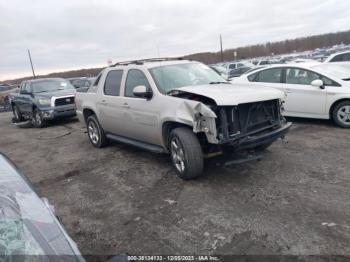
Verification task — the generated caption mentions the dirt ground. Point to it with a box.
[0,112,349,256]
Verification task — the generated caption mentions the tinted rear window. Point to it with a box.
[104,70,123,96]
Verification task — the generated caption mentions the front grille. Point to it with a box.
[55,96,75,106]
[217,99,281,142]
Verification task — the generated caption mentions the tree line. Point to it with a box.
[5,29,350,85]
[184,29,350,64]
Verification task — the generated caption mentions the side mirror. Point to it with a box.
[133,85,153,99]
[311,79,325,89]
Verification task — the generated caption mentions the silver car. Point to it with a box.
[76,58,291,179]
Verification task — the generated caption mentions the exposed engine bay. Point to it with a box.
[170,90,284,147]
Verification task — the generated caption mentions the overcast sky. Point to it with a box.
[1,0,349,80]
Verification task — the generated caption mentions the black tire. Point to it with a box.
[86,115,107,148]
[12,105,24,122]
[332,101,350,128]
[169,127,204,180]
[254,142,273,151]
[32,108,46,128]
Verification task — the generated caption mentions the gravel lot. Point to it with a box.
[0,112,349,257]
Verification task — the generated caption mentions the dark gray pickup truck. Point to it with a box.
[11,78,76,127]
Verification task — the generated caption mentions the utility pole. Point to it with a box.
[220,34,223,62]
[27,49,36,78]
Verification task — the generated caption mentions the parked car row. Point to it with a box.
[210,49,350,80]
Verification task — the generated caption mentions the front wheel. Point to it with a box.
[332,101,350,128]
[86,115,107,148]
[32,108,46,128]
[12,105,24,122]
[169,127,203,180]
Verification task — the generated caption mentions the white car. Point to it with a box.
[224,61,255,71]
[324,51,350,63]
[233,64,350,128]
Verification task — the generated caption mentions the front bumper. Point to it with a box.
[221,122,292,151]
[224,122,292,150]
[39,104,76,120]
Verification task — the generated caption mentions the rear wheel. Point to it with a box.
[12,105,24,122]
[32,108,46,128]
[332,101,350,128]
[86,115,107,148]
[169,127,203,180]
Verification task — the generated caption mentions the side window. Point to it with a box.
[286,68,321,85]
[330,54,343,62]
[104,70,123,96]
[248,72,258,82]
[21,82,31,93]
[254,68,282,83]
[125,69,151,98]
[20,83,25,92]
[343,53,350,61]
[93,73,102,86]
[320,76,340,87]
[228,64,236,69]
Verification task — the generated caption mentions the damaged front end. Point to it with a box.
[214,99,291,150]
[171,90,291,155]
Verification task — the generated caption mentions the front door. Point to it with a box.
[119,69,159,145]
[282,67,327,116]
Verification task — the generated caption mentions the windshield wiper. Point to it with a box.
[209,81,230,85]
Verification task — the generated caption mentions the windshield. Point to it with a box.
[32,79,75,93]
[149,63,226,94]
[313,64,350,80]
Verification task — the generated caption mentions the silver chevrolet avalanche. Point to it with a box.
[76,58,291,179]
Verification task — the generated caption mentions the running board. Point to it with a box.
[106,134,165,154]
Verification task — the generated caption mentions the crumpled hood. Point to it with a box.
[174,84,284,106]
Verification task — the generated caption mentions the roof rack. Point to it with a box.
[111,57,185,67]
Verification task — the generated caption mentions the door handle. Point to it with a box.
[100,99,108,105]
[122,102,130,109]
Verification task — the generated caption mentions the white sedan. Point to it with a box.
[232,63,350,128]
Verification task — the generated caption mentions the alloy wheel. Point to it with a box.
[170,137,185,173]
[337,105,350,125]
[88,121,99,144]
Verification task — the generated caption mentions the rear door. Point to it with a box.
[246,67,284,90]
[97,69,126,134]
[282,67,327,115]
